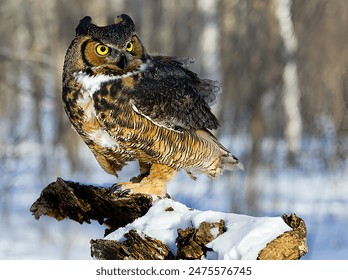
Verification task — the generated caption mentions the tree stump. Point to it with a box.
[30,177,152,236]
[30,178,308,260]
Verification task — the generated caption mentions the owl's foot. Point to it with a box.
[111,180,166,196]
[110,183,132,196]
[111,163,177,197]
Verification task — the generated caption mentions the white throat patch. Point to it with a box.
[74,63,148,96]
[75,73,119,95]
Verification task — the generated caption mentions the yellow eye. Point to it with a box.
[95,44,110,56]
[126,42,133,52]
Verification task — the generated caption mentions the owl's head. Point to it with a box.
[64,14,149,78]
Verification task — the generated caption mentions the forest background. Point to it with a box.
[0,0,347,259]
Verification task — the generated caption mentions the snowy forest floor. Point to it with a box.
[0,137,347,260]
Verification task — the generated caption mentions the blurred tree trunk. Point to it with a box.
[197,0,223,124]
[292,0,348,166]
[292,0,348,131]
[276,0,302,161]
[219,0,284,213]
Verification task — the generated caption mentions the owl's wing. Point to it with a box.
[129,59,220,131]
[154,55,221,106]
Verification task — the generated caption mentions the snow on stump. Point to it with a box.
[30,178,308,260]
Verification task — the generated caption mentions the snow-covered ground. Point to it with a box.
[105,198,292,259]
[0,136,347,260]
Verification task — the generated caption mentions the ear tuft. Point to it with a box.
[76,16,93,36]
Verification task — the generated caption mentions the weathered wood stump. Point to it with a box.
[30,178,308,260]
[30,177,152,235]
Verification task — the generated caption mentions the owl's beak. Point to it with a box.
[116,53,127,70]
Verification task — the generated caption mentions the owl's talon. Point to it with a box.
[110,181,137,195]
[110,183,123,194]
[119,189,131,197]
[110,184,131,196]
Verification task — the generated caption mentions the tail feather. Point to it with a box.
[195,129,244,176]
[221,153,244,171]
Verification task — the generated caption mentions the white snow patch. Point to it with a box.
[105,198,291,259]
[210,227,219,237]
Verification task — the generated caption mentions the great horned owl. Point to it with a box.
[62,14,243,196]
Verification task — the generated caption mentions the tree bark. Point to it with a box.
[257,213,307,260]
[30,177,152,236]
[30,178,308,260]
